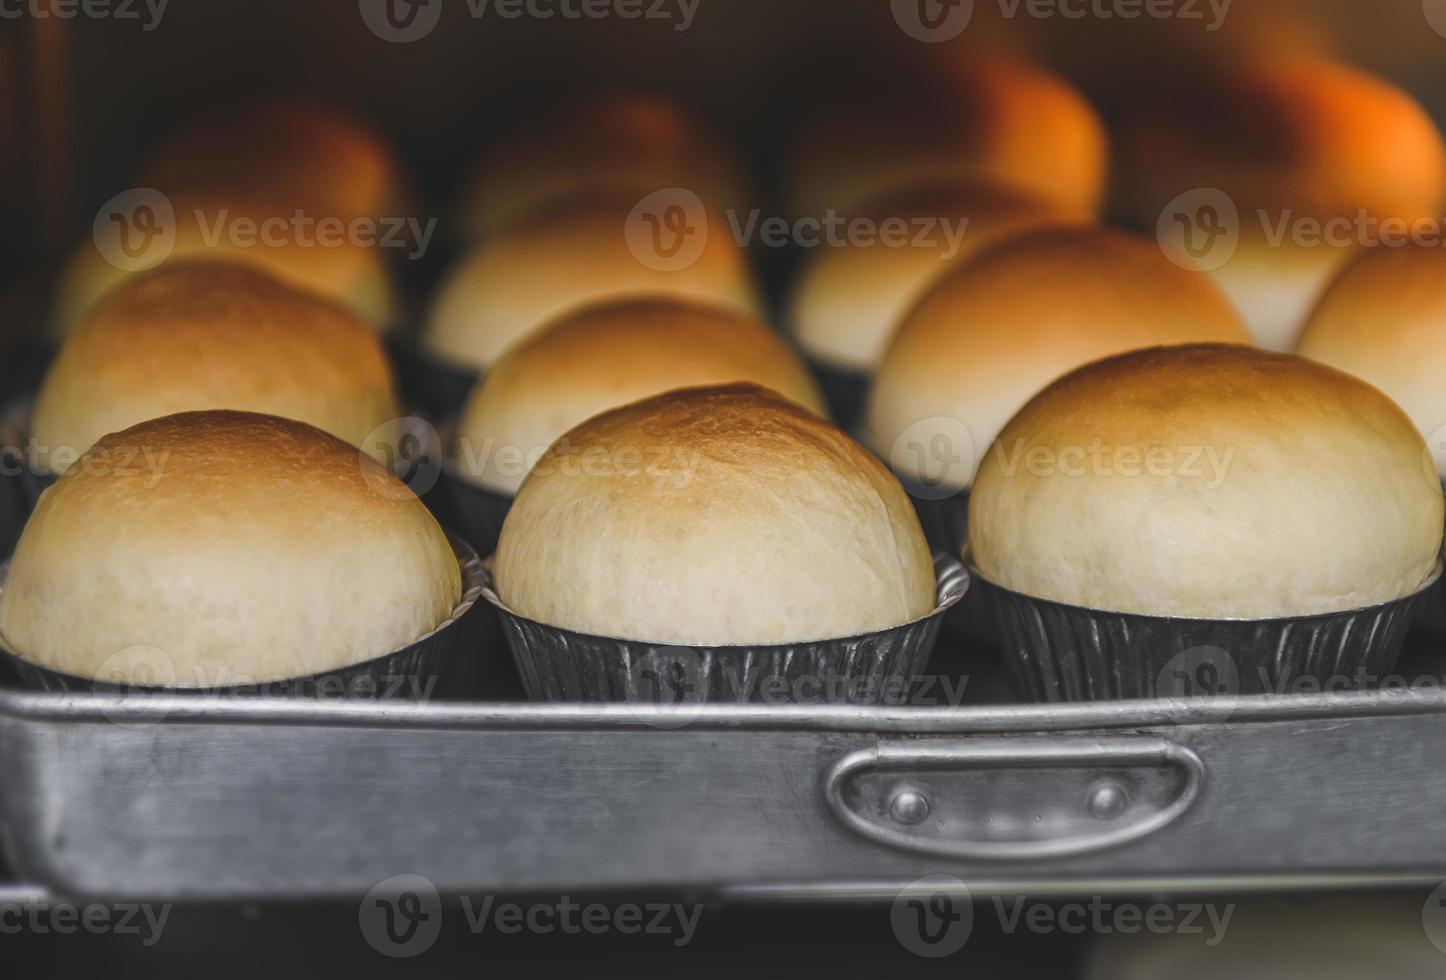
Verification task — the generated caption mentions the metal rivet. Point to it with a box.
[1087,781,1130,820]
[889,789,931,825]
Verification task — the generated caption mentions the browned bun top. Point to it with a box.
[454,298,825,494]
[0,411,460,683]
[788,56,1107,219]
[34,261,398,472]
[1297,242,1446,475]
[139,98,405,219]
[867,225,1250,490]
[969,344,1443,618]
[461,92,747,239]
[494,384,935,645]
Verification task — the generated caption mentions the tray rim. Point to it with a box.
[2,685,1445,733]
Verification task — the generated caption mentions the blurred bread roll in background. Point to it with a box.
[33,262,398,473]
[54,187,398,336]
[786,56,1107,220]
[423,187,761,373]
[1297,242,1446,477]
[454,298,825,495]
[459,92,748,241]
[788,179,1086,373]
[867,226,1250,494]
[1125,57,1446,351]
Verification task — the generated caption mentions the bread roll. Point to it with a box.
[33,261,398,473]
[423,188,760,373]
[455,299,825,495]
[54,188,398,336]
[866,226,1250,493]
[1127,57,1446,350]
[496,384,934,645]
[787,57,1107,220]
[0,411,460,684]
[1297,243,1446,477]
[460,92,747,240]
[969,344,1442,618]
[788,179,1085,372]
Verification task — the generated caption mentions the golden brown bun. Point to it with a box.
[969,344,1442,618]
[866,227,1251,491]
[423,188,761,372]
[53,188,398,336]
[788,179,1088,371]
[139,98,406,221]
[454,299,826,495]
[0,411,460,684]
[495,384,934,644]
[460,93,748,240]
[33,262,399,473]
[1125,58,1446,350]
[1297,243,1446,476]
[787,57,1107,219]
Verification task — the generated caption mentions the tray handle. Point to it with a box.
[822,736,1205,861]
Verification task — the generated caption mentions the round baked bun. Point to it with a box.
[866,226,1251,494]
[0,411,461,685]
[1297,243,1446,476]
[969,344,1443,619]
[460,92,747,240]
[787,57,1107,220]
[423,188,760,372]
[139,98,405,222]
[33,261,399,473]
[53,188,397,336]
[788,179,1086,372]
[1129,57,1446,350]
[455,299,826,496]
[495,384,934,645]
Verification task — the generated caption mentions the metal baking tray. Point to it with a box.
[3,678,1446,901]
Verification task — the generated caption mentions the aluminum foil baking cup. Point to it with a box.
[975,562,1443,702]
[438,466,514,559]
[482,554,969,704]
[1409,480,1446,640]
[806,357,870,434]
[903,483,969,557]
[0,533,486,702]
[385,334,479,420]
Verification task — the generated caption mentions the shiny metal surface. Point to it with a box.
[1,687,1445,900]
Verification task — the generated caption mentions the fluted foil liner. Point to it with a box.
[977,563,1442,702]
[1,533,486,701]
[1410,480,1446,640]
[484,555,969,704]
